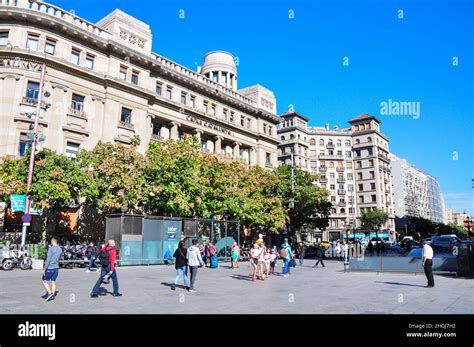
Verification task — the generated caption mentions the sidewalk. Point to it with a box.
[0,260,472,314]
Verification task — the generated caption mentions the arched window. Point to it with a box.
[319,139,324,146]
[340,208,346,214]
[355,139,360,144]
[367,137,372,142]
[336,140,342,147]
[310,139,316,145]
[290,134,295,139]
[329,161,335,168]
[331,208,336,214]
[281,136,285,141]
[328,139,334,145]
[345,140,351,146]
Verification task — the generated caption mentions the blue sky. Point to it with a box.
[53,0,474,215]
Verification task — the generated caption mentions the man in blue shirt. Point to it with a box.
[42,238,62,302]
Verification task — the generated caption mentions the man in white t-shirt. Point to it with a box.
[421,240,434,288]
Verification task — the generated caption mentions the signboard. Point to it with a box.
[10,194,26,213]
[167,225,178,240]
[22,214,32,223]
[0,202,5,232]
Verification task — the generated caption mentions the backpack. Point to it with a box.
[99,247,110,267]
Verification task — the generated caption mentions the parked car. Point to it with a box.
[422,238,432,245]
[431,235,462,251]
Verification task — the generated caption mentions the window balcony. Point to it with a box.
[338,202,346,207]
[319,178,328,183]
[21,97,47,109]
[326,143,335,149]
[336,167,345,172]
[319,166,327,173]
[337,178,345,183]
[118,121,134,130]
[67,107,87,119]
[337,189,346,195]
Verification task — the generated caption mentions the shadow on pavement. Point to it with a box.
[231,274,253,281]
[376,281,426,288]
[160,282,187,290]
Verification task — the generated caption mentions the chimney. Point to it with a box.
[325,123,329,131]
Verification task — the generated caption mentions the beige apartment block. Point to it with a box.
[0,0,280,168]
[277,112,396,241]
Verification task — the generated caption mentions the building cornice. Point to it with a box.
[0,2,280,124]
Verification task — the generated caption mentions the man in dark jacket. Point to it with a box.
[312,243,325,268]
[86,242,100,272]
[90,240,122,298]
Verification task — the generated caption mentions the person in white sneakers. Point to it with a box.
[186,239,203,292]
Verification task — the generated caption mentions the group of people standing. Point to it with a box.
[249,236,295,281]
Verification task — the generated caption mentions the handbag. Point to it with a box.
[289,259,296,267]
[279,248,287,258]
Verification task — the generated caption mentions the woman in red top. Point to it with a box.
[90,240,122,298]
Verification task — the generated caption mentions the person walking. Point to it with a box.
[42,238,62,302]
[269,248,277,275]
[172,241,189,291]
[313,243,325,268]
[230,242,240,269]
[186,239,203,292]
[209,242,218,268]
[342,241,349,264]
[280,238,293,277]
[298,242,306,266]
[90,240,122,298]
[335,242,342,263]
[86,242,100,272]
[368,240,374,256]
[421,239,435,288]
[250,243,262,282]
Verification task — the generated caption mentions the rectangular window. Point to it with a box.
[26,33,39,51]
[355,149,361,157]
[371,194,377,202]
[212,71,218,82]
[18,133,32,157]
[370,171,375,179]
[263,123,267,134]
[120,107,132,125]
[44,38,56,55]
[269,126,272,136]
[84,53,95,69]
[0,31,8,46]
[247,118,251,129]
[358,184,364,191]
[367,148,373,156]
[369,159,374,167]
[265,153,272,166]
[156,82,162,95]
[181,92,187,105]
[66,142,80,159]
[346,162,353,169]
[357,172,363,180]
[241,116,245,127]
[25,81,40,100]
[223,108,228,121]
[131,70,139,85]
[359,196,365,203]
[165,87,172,100]
[203,101,209,113]
[330,184,335,190]
[71,93,85,112]
[331,196,336,202]
[119,66,127,80]
[70,48,80,65]
[345,151,352,158]
[357,161,362,168]
[230,112,234,123]
[211,104,216,116]
[190,96,196,108]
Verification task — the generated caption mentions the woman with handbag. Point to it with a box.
[172,241,189,291]
[231,242,240,269]
[280,238,293,277]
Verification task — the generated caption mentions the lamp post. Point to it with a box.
[20,63,48,250]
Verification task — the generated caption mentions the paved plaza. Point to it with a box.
[0,260,472,314]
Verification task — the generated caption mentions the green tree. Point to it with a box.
[274,165,331,240]
[77,142,145,214]
[360,208,390,237]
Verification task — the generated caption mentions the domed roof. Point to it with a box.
[201,51,237,75]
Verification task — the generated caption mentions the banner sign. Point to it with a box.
[10,194,26,213]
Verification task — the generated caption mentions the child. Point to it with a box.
[264,247,271,278]
[269,248,277,275]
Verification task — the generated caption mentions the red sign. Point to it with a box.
[21,214,32,223]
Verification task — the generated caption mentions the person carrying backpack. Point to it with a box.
[90,240,122,298]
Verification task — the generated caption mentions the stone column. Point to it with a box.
[214,136,223,154]
[233,142,241,160]
[169,121,180,140]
